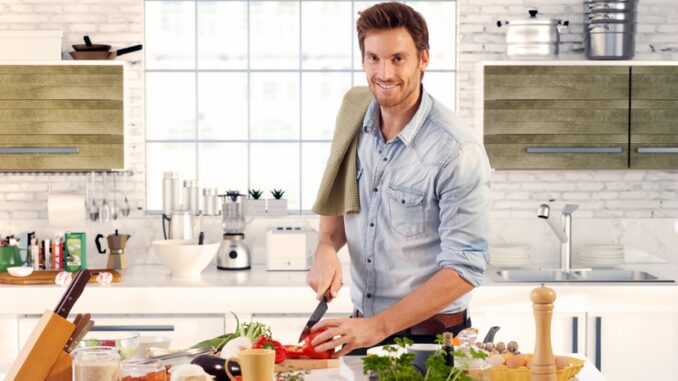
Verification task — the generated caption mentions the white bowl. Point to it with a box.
[151,240,220,277]
[7,266,34,277]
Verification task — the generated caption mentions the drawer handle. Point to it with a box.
[637,147,678,154]
[90,325,175,332]
[527,147,622,154]
[0,147,79,154]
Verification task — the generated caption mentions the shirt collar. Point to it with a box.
[361,87,433,146]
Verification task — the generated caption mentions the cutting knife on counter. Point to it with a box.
[298,292,329,343]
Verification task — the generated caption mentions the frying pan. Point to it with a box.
[69,44,143,60]
[72,35,111,52]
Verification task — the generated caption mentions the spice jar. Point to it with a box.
[120,359,167,381]
[71,346,120,381]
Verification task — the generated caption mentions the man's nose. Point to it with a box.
[378,60,395,79]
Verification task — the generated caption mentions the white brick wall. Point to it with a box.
[458,0,678,218]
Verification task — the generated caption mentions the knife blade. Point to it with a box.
[54,269,91,318]
[298,296,329,343]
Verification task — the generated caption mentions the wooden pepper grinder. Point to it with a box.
[530,285,557,381]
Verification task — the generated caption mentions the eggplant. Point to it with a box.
[191,354,241,381]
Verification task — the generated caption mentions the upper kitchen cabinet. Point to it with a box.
[630,66,678,169]
[0,63,124,171]
[483,65,629,170]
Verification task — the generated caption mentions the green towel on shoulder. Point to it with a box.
[312,86,374,216]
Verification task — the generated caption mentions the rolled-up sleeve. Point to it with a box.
[435,142,491,287]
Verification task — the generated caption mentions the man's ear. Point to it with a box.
[419,49,430,71]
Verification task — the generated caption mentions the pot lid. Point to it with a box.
[508,9,561,26]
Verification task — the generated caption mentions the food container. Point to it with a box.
[584,0,637,12]
[0,30,63,61]
[71,346,120,381]
[79,332,140,360]
[489,355,584,381]
[497,10,569,59]
[585,22,636,60]
[120,359,167,381]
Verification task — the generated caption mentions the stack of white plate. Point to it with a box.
[580,244,624,268]
[489,245,531,268]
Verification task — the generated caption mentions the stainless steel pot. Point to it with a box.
[586,11,637,23]
[584,0,637,12]
[586,23,636,60]
[497,9,569,59]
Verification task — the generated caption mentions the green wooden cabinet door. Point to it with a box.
[484,65,629,170]
[0,65,123,171]
[630,66,678,169]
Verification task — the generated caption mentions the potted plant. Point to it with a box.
[267,189,287,216]
[248,189,266,216]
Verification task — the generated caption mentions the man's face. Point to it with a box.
[362,27,429,109]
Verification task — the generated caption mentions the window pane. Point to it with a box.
[423,72,455,112]
[147,72,196,140]
[250,73,299,140]
[198,143,248,192]
[251,143,300,210]
[250,1,299,69]
[147,143,196,211]
[302,2,352,69]
[198,1,248,70]
[302,73,352,140]
[352,71,368,87]
[145,1,196,70]
[301,142,331,211]
[198,72,248,140]
[407,1,456,70]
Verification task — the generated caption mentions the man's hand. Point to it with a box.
[307,246,343,301]
[310,317,389,358]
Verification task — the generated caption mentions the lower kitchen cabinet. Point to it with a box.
[586,311,678,380]
[0,315,18,372]
[18,314,225,350]
[472,311,586,356]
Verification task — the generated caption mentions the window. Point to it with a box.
[145,0,457,212]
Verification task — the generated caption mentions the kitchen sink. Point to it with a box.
[491,269,674,283]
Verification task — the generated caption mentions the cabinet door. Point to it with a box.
[587,311,678,380]
[0,315,18,372]
[630,66,678,169]
[484,65,629,169]
[19,314,225,350]
[473,311,585,355]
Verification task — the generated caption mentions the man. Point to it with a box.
[307,2,491,357]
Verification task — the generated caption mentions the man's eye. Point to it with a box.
[368,56,378,62]
[393,56,403,63]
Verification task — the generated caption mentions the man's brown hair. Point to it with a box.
[356,2,430,58]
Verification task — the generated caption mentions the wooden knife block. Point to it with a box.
[5,310,75,381]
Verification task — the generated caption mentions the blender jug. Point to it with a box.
[217,192,253,270]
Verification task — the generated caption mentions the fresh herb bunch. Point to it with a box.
[270,189,286,199]
[275,369,310,381]
[248,189,264,200]
[363,336,488,381]
[191,312,272,351]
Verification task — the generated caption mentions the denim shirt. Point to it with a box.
[343,89,491,317]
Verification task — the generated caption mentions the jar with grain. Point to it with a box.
[71,346,120,381]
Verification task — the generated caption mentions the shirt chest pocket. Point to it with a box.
[387,185,426,238]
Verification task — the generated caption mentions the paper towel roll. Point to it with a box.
[48,193,86,227]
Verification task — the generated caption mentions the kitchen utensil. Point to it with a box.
[0,245,23,272]
[198,232,205,245]
[99,173,111,223]
[67,320,94,353]
[0,269,121,285]
[111,174,119,220]
[266,227,318,271]
[7,266,34,277]
[54,269,91,318]
[71,346,120,381]
[69,44,143,60]
[169,210,194,240]
[72,35,111,52]
[584,0,637,12]
[497,9,569,59]
[65,313,91,353]
[96,230,131,270]
[217,192,253,270]
[584,0,637,60]
[225,348,275,381]
[151,239,220,277]
[184,180,200,216]
[203,188,219,216]
[78,332,140,360]
[297,296,329,343]
[121,171,131,217]
[274,358,340,372]
[482,326,501,343]
[586,11,637,22]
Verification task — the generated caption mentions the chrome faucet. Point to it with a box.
[537,203,579,272]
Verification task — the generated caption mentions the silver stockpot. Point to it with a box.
[497,9,569,59]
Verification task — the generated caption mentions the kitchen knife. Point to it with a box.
[54,269,91,318]
[66,319,94,353]
[297,296,328,343]
[65,313,90,352]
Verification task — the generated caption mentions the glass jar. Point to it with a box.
[120,359,167,381]
[71,346,120,381]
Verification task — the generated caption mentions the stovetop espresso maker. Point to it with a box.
[96,229,131,270]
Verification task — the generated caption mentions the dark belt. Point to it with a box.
[353,309,468,336]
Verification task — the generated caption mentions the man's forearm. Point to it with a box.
[372,268,474,337]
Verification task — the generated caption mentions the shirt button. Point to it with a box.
[373,187,378,192]
[367,258,372,264]
[366,293,372,298]
[401,199,406,204]
[369,222,375,227]
[383,157,388,162]
[378,150,382,154]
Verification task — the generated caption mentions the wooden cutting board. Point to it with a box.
[0,269,121,285]
[275,358,340,372]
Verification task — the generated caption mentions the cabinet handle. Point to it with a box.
[571,316,579,353]
[0,147,79,154]
[595,317,602,371]
[526,147,622,154]
[637,147,678,154]
[90,325,175,332]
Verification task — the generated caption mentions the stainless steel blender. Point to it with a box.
[216,191,252,270]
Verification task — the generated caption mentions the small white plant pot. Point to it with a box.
[248,199,267,216]
[267,199,288,216]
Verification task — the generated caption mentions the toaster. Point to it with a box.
[266,226,318,271]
